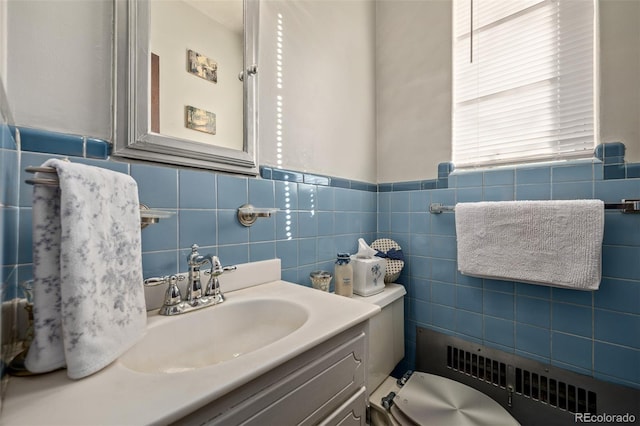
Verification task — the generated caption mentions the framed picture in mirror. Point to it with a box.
[187,49,218,84]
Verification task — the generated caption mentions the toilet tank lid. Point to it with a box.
[352,283,406,308]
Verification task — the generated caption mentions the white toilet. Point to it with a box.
[353,284,520,426]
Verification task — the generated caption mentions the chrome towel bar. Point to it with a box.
[24,165,175,228]
[24,165,60,186]
[429,200,640,214]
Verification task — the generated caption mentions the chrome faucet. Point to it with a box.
[186,244,212,304]
[143,244,236,316]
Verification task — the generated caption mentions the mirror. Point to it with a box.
[113,0,259,175]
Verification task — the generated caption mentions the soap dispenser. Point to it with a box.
[334,253,353,297]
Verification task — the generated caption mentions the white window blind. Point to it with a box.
[452,0,596,168]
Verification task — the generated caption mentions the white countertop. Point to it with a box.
[1,277,379,425]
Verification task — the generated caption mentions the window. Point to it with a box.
[452,0,596,168]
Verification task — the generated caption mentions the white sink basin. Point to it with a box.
[119,298,309,374]
[3,260,382,426]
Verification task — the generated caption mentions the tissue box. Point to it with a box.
[350,256,386,297]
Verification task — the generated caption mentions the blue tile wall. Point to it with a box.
[1,116,19,289]
[383,147,640,389]
[1,90,19,404]
[3,126,640,393]
[9,139,378,311]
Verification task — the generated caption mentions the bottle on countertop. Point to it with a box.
[334,253,353,297]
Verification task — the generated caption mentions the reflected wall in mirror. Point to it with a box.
[113,0,259,175]
[150,1,242,149]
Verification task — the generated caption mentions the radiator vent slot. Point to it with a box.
[446,345,507,388]
[514,368,597,414]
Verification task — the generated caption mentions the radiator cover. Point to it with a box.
[416,327,639,426]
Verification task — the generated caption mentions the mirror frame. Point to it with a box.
[113,0,259,175]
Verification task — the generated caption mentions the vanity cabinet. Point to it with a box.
[178,323,368,426]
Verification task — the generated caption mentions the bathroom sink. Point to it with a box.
[3,262,382,426]
[119,298,309,374]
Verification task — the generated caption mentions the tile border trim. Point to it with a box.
[9,126,111,160]
[259,166,378,192]
[8,129,635,191]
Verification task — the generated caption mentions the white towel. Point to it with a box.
[25,159,147,379]
[455,200,604,290]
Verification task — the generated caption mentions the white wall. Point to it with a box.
[257,0,377,183]
[5,0,637,184]
[375,0,640,182]
[599,0,640,163]
[151,1,243,150]
[0,0,7,86]
[6,0,112,140]
[376,0,452,183]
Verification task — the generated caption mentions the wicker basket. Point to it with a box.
[371,238,404,283]
[309,271,332,292]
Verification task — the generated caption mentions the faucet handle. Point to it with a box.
[143,275,185,307]
[164,275,183,306]
[204,266,237,275]
[205,265,237,276]
[143,275,185,287]
[205,256,237,277]
[204,257,236,301]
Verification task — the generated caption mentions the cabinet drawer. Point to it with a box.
[244,341,364,426]
[319,386,367,426]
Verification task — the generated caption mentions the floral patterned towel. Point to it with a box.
[25,159,147,379]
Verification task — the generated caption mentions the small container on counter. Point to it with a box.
[310,271,332,292]
[334,253,353,297]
